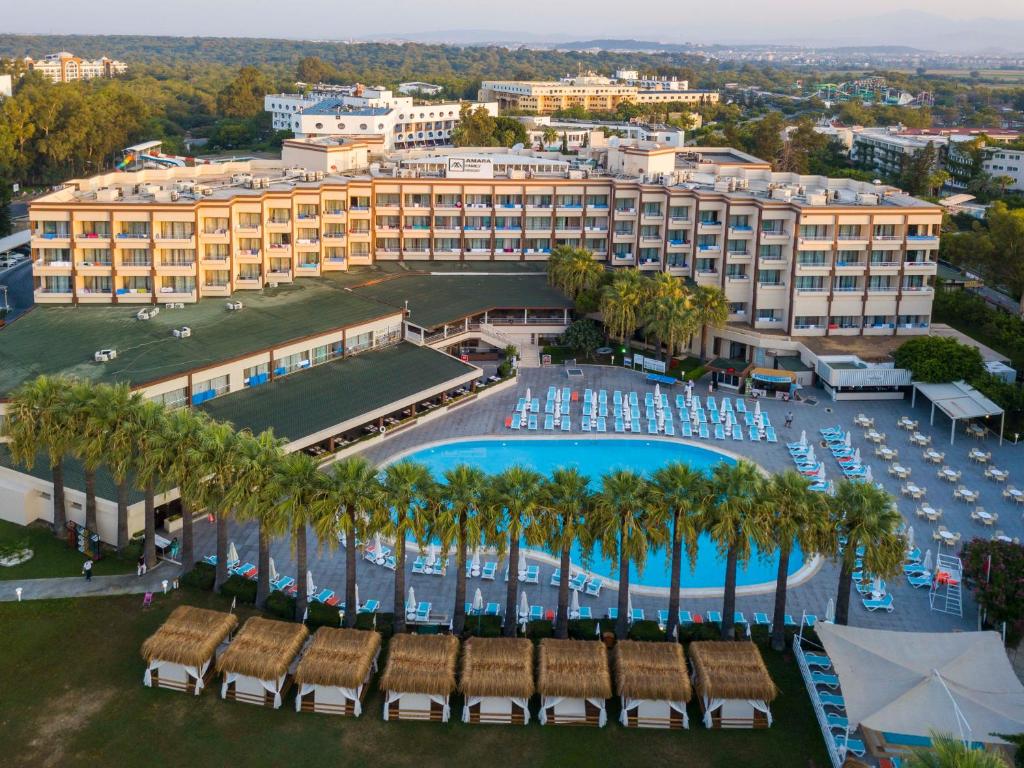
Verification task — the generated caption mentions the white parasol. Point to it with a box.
[754,399,761,418]
[800,429,807,447]
[269,557,278,584]
[627,589,634,619]
[525,387,531,404]
[227,541,239,564]
[905,526,915,552]
[519,590,529,620]
[518,550,527,578]
[355,582,360,611]
[825,597,835,624]
[817,464,827,483]
[307,570,316,597]
[555,388,561,403]
[922,549,933,574]
[871,575,884,600]
[805,445,816,466]
[853,447,861,465]
[865,465,874,484]
[407,586,416,618]
[470,547,481,577]
[374,531,384,563]
[473,588,484,614]
[571,589,580,619]
[845,431,853,449]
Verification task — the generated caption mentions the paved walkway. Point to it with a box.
[0,561,182,602]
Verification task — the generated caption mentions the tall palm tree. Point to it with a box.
[68,382,106,532]
[548,245,604,299]
[132,399,171,570]
[432,464,487,636]
[274,452,332,622]
[197,420,243,592]
[540,468,592,639]
[830,480,904,625]
[759,471,830,651]
[599,268,648,344]
[593,470,663,640]
[158,408,213,571]
[702,461,765,639]
[378,461,435,635]
[644,273,697,363]
[541,126,558,148]
[96,383,143,551]
[649,462,706,641]
[3,375,77,536]
[489,466,546,637]
[693,285,729,360]
[905,733,1008,768]
[224,429,286,608]
[326,456,382,628]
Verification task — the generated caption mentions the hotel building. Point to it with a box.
[24,52,128,83]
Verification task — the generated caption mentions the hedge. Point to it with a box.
[220,574,257,604]
[628,620,666,642]
[180,561,215,591]
[265,590,296,620]
[306,601,341,630]
[463,614,502,638]
[526,619,554,639]
[568,618,599,640]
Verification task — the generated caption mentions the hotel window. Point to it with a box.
[205,244,228,260]
[79,221,111,237]
[726,239,747,255]
[243,363,269,382]
[119,222,150,238]
[726,264,747,279]
[758,244,783,261]
[699,211,719,224]
[161,249,196,266]
[642,202,662,216]
[669,205,689,220]
[345,331,373,354]
[833,276,860,292]
[81,276,112,294]
[194,374,229,398]
[82,249,112,265]
[122,276,151,292]
[761,220,784,234]
[159,222,194,239]
[756,309,780,322]
[160,276,195,294]
[868,275,894,291]
[203,217,228,234]
[728,214,750,229]
[830,316,860,329]
[795,276,825,291]
[204,270,229,287]
[728,302,747,315]
[149,387,187,410]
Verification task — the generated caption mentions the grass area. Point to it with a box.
[0,520,137,580]
[0,590,830,768]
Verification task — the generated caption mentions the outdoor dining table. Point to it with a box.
[938,468,959,483]
[959,489,979,503]
[988,468,1009,482]
[920,505,940,521]
[904,484,924,499]
[938,530,958,543]
[969,449,989,464]
[898,417,917,431]
[1008,488,1024,501]
[966,424,987,439]
[890,464,910,479]
[975,509,993,522]
[923,449,944,464]
[878,447,897,461]
[909,432,931,447]
[996,535,1013,543]
[865,430,884,444]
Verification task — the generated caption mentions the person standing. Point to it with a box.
[82,559,93,581]
[785,410,794,429]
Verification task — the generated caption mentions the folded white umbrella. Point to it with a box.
[525,387,532,404]
[922,549,933,574]
[355,582,360,610]
[269,557,278,583]
[853,447,861,464]
[654,383,661,402]
[754,399,761,417]
[407,586,416,614]
[473,588,484,613]
[519,590,529,618]
[518,550,527,577]
[817,465,826,483]
[470,548,481,575]
[800,429,807,447]
[571,589,580,618]
[825,597,835,624]
[871,576,883,600]
[227,541,239,564]
[845,431,852,448]
[307,570,315,597]
[865,465,874,483]
[627,590,634,618]
[905,526,914,551]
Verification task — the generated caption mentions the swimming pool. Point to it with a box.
[397,437,804,591]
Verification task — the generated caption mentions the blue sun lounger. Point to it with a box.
[706,610,722,623]
[784,614,798,627]
[607,607,618,620]
[835,735,866,757]
[576,606,593,620]
[631,418,641,433]
[678,610,693,625]
[818,693,845,710]
[510,416,521,430]
[862,593,894,612]
[812,672,840,688]
[630,608,645,622]
[550,568,562,587]
[359,599,380,614]
[312,589,334,604]
[698,423,710,439]
[584,578,602,597]
[804,653,832,668]
[614,390,623,405]
[481,561,497,580]
[528,414,538,430]
[561,417,571,431]
[414,602,432,622]
[664,422,675,436]
[765,426,778,443]
[733,426,743,441]
[529,605,544,621]
[568,572,588,591]
[753,612,770,626]
[715,424,726,439]
[675,394,685,408]
[614,417,625,433]
[680,420,692,437]
[522,565,540,584]
[484,602,501,616]
[644,392,654,407]
[827,714,849,732]
[734,612,748,627]
[544,414,554,430]
[271,575,295,592]
[908,573,933,589]
[629,391,639,406]
[582,418,592,432]
[597,416,607,433]
[599,389,607,405]
[648,420,658,434]
[545,400,554,414]
[804,614,817,627]
[749,426,760,441]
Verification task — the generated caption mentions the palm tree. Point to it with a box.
[693,285,729,360]
[68,382,105,532]
[541,126,558,148]
[489,466,546,637]
[158,408,213,571]
[599,268,648,344]
[644,273,697,363]
[131,399,171,570]
[649,462,706,641]
[593,470,663,640]
[702,461,765,640]
[378,461,435,635]
[759,471,830,650]
[197,420,242,592]
[540,468,592,639]
[905,732,1008,768]
[548,245,604,299]
[3,375,77,536]
[274,452,332,622]
[433,464,487,636]
[224,429,286,608]
[831,480,904,625]
[326,456,382,628]
[96,383,143,551]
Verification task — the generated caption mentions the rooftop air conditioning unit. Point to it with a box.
[94,349,117,362]
[268,282,279,288]
[857,193,879,205]
[95,188,121,202]
[806,193,828,206]
[172,326,192,338]
[770,187,792,201]
[136,307,159,320]
[166,302,184,309]
[232,173,253,185]
[169,191,180,202]
[226,300,244,311]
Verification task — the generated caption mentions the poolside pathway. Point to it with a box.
[0,562,182,602]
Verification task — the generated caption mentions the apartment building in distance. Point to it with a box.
[478,72,719,114]
[264,84,497,151]
[29,137,942,363]
[24,52,128,83]
[980,147,1024,192]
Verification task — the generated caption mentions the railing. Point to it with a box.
[794,640,844,768]
[870,261,899,268]
[873,234,901,241]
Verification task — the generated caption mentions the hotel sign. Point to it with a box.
[447,157,494,179]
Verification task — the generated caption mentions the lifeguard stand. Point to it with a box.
[929,552,963,618]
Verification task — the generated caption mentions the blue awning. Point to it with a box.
[646,373,677,385]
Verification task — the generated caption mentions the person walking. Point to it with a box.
[784,410,794,429]
[82,559,93,581]
[137,554,147,576]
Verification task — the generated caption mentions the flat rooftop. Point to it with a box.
[352,273,573,328]
[199,342,476,441]
[0,276,396,396]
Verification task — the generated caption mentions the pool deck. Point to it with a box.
[195,364,1024,634]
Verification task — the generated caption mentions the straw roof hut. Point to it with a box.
[689,641,779,729]
[216,617,309,708]
[141,606,237,695]
[536,639,612,727]
[614,640,693,729]
[379,634,460,722]
[459,637,534,725]
[293,628,382,716]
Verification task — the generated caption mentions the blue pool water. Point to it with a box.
[400,438,803,590]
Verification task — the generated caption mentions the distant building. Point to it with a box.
[517,115,689,150]
[851,128,948,178]
[398,82,444,96]
[24,51,127,83]
[0,74,11,99]
[979,147,1024,192]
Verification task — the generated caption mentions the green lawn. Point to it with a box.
[0,590,830,768]
[0,520,137,580]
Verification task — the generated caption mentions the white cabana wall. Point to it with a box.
[383,691,451,722]
[700,697,773,729]
[144,658,212,695]
[461,696,531,725]
[221,672,287,708]
[539,696,607,727]
[619,697,689,729]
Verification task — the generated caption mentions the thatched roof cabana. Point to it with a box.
[216,617,309,681]
[536,639,612,700]
[614,640,693,703]
[294,628,382,689]
[689,641,778,702]
[141,606,237,668]
[379,634,459,697]
[459,637,534,699]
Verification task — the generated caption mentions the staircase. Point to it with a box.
[518,344,541,368]
[929,552,963,618]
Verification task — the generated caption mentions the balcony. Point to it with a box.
[433,201,463,213]
[903,260,937,273]
[612,252,634,262]
[760,229,789,241]
[640,235,662,244]
[728,225,754,237]
[667,261,689,273]
[726,251,751,261]
[235,224,262,235]
[201,283,230,297]
[33,230,71,246]
[697,244,721,253]
[201,228,230,242]
[265,219,291,231]
[115,232,151,243]
[296,262,320,271]
[870,236,903,250]
[796,261,830,275]
[496,201,522,211]
[834,260,866,271]
[77,261,113,275]
[669,217,691,227]
[236,249,261,262]
[295,239,321,250]
[156,262,196,277]
[154,233,195,246]
[202,254,230,266]
[667,240,690,250]
[837,234,869,247]
[34,288,74,302]
[266,269,293,283]
[906,234,939,246]
[235,276,263,288]
[614,207,637,216]
[797,236,832,249]
[869,260,900,271]
[76,232,111,245]
[867,285,899,295]
[322,209,346,221]
[156,289,197,303]
[117,260,152,273]
[757,281,787,292]
[268,244,292,255]
[465,201,493,210]
[640,210,663,222]
[900,285,934,295]
[864,323,896,336]
[795,286,829,296]
[754,317,784,330]
[34,259,73,272]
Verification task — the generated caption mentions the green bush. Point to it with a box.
[683,365,707,382]
[568,618,599,640]
[464,614,502,638]
[526,619,554,639]
[220,574,257,604]
[355,611,393,639]
[627,620,665,642]
[306,601,341,630]
[679,622,721,643]
[180,561,215,591]
[265,590,296,621]
[497,361,512,378]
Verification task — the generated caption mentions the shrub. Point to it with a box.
[627,620,665,642]
[180,561,215,591]
[962,538,1024,645]
[306,601,341,630]
[265,590,296,621]
[683,365,707,382]
[568,618,599,640]
[679,622,721,643]
[894,335,983,383]
[463,614,502,638]
[220,574,257,604]
[355,611,393,639]
[526,619,554,639]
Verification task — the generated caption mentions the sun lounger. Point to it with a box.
[550,568,562,587]
[706,611,722,623]
[528,414,538,430]
[804,614,817,627]
[584,578,602,597]
[662,422,675,436]
[614,418,625,433]
[734,612,748,626]
[271,575,295,592]
[629,391,639,406]
[607,607,618,620]
[383,555,396,571]
[576,606,593,620]
[804,653,832,668]
[582,418,591,432]
[747,426,758,441]
[232,562,257,578]
[481,561,497,580]
[359,599,380,614]
[630,608,645,622]
[680,420,692,438]
[818,693,845,710]
[545,400,554,414]
[812,672,840,688]
[698,423,710,439]
[657,609,670,625]
[509,416,521,430]
[561,417,571,431]
[522,565,540,584]
[325,594,341,607]
[414,601,431,622]
[835,735,866,757]
[827,714,849,732]
[412,556,427,574]
[733,426,743,441]
[568,572,588,591]
[203,554,217,565]
[753,612,770,626]
[765,426,778,443]
[675,394,685,408]
[631,418,641,433]
[862,593,894,612]
[715,424,726,440]
[784,614,798,627]
[907,572,933,589]
[529,605,544,621]
[483,602,501,616]
[544,414,554,430]
[312,589,335,604]
[678,610,693,625]
[597,416,607,432]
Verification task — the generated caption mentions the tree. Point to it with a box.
[159,408,212,572]
[541,126,558,148]
[216,67,272,119]
[693,285,729,360]
[600,268,648,344]
[905,732,1009,768]
[961,538,1024,645]
[561,319,603,358]
[433,464,487,636]
[894,336,984,383]
[899,142,940,197]
[541,468,592,639]
[779,117,829,174]
[296,56,336,85]
[450,104,497,147]
[649,462,706,641]
[378,461,435,635]
[131,399,171,570]
[68,382,105,533]
[760,471,831,651]
[986,202,1024,311]
[3,375,76,536]
[547,245,604,299]
[594,470,663,640]
[97,383,143,551]
[702,461,765,639]
[748,112,785,165]
[326,456,382,627]
[489,466,546,637]
[0,180,12,238]
[198,420,243,593]
[644,273,697,362]
[830,480,904,625]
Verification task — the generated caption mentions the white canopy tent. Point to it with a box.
[911,380,1004,446]
[815,623,1024,757]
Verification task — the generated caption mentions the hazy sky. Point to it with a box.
[5,0,1024,40]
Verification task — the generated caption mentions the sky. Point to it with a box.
[4,0,1024,42]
